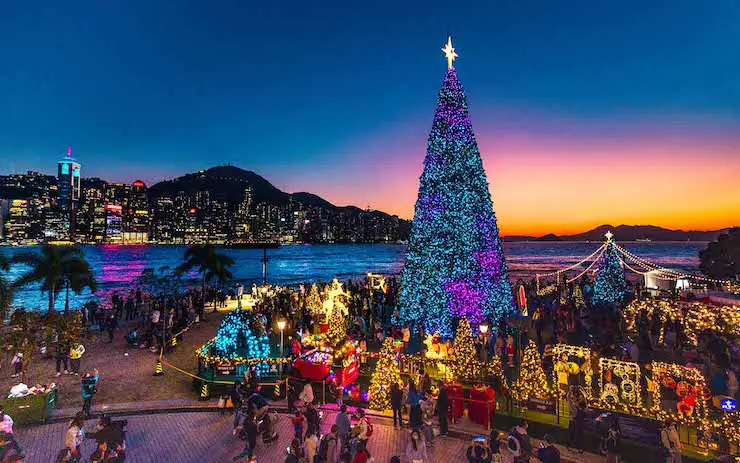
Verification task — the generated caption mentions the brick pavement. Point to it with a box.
[18,410,605,462]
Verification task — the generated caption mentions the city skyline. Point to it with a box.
[1,1,739,235]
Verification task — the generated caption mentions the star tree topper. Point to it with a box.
[605,230,614,241]
[441,36,458,69]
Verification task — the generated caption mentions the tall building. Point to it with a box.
[5,199,30,242]
[57,147,81,236]
[78,178,108,243]
[123,180,149,243]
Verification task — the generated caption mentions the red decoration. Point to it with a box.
[446,382,465,420]
[677,401,694,415]
[293,358,330,381]
[469,385,496,427]
[676,381,691,398]
[662,376,677,389]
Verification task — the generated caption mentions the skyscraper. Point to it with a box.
[124,180,149,243]
[57,146,81,236]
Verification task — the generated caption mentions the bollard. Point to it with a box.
[154,359,164,376]
[274,381,281,399]
[200,382,209,400]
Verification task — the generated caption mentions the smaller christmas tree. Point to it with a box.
[450,318,477,381]
[323,306,347,348]
[306,283,322,314]
[592,235,626,307]
[369,338,402,410]
[513,340,551,401]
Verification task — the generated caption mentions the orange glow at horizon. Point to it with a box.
[298,116,740,237]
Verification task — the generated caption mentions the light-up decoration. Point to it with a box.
[441,36,458,69]
[396,52,514,338]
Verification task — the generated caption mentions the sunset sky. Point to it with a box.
[1,0,739,236]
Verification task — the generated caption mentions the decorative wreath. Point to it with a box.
[621,379,636,395]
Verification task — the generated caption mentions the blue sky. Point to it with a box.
[1,0,739,232]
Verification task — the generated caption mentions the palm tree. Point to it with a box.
[0,252,12,321]
[11,244,97,313]
[176,244,234,319]
[206,260,234,310]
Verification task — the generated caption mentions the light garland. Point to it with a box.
[396,64,514,338]
[368,338,402,410]
[624,300,740,347]
[513,340,551,401]
[597,358,641,407]
[552,344,593,400]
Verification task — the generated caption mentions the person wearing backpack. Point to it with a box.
[316,425,339,463]
[508,419,532,463]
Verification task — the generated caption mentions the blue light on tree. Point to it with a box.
[592,238,627,307]
[397,42,514,338]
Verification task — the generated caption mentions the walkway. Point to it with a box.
[16,409,601,463]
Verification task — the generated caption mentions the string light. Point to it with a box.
[449,318,477,382]
[397,64,514,338]
[368,338,402,410]
[513,340,551,401]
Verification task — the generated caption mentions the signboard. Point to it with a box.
[721,398,737,411]
[216,362,235,376]
[526,397,556,414]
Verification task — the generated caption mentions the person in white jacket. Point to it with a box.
[65,413,86,461]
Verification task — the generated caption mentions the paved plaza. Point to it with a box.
[16,410,487,463]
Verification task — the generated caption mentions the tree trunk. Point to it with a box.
[48,282,55,312]
[201,273,207,321]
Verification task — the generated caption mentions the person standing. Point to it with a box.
[54,340,70,377]
[304,401,320,437]
[69,342,85,375]
[65,413,86,462]
[233,412,257,463]
[292,410,305,443]
[566,397,585,453]
[335,405,352,454]
[81,369,99,418]
[105,313,118,343]
[437,381,449,436]
[406,380,422,430]
[390,382,404,428]
[320,425,339,463]
[304,430,319,463]
[405,429,427,463]
[660,419,682,463]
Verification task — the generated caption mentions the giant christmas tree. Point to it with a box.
[592,232,627,306]
[397,38,514,338]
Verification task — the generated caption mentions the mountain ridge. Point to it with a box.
[502,224,733,242]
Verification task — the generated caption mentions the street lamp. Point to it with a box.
[479,322,489,335]
[277,319,287,360]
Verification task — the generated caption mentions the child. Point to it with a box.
[10,353,23,378]
[291,410,305,443]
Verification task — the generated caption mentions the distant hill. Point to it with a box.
[149,165,410,241]
[503,224,732,242]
